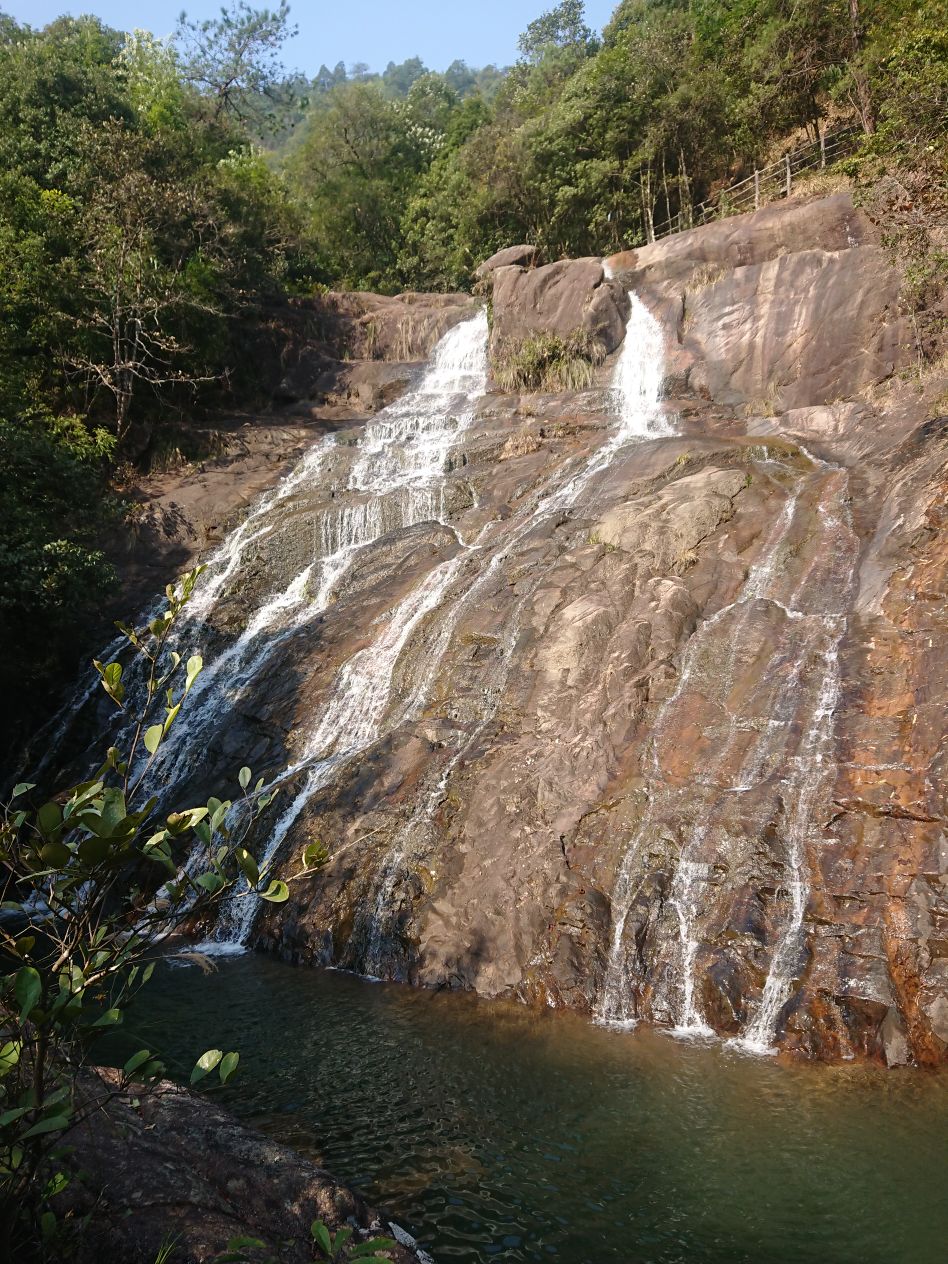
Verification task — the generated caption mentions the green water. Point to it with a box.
[128,956,948,1264]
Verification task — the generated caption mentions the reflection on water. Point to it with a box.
[123,958,948,1264]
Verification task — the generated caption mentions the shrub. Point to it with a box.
[0,568,324,1260]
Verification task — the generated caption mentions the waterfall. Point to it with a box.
[595,451,859,1052]
[595,480,803,1030]
[734,474,857,1052]
[191,312,489,949]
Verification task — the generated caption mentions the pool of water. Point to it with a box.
[121,956,948,1264]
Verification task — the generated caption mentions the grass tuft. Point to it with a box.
[492,329,605,393]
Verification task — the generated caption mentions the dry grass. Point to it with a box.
[492,329,606,393]
[789,168,854,201]
[688,262,726,290]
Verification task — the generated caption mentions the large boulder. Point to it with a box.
[66,1071,431,1264]
[487,257,630,357]
[682,246,909,408]
[475,243,539,279]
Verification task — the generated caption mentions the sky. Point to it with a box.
[4,1,620,74]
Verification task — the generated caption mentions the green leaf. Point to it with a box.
[219,1051,239,1084]
[21,1115,69,1140]
[310,1221,332,1257]
[15,967,41,1022]
[43,1170,70,1199]
[99,786,128,834]
[210,801,231,832]
[123,1049,152,1077]
[302,841,327,869]
[143,724,164,756]
[259,879,289,903]
[11,783,35,798]
[334,1227,352,1256]
[37,801,62,838]
[185,654,203,691]
[0,1042,22,1077]
[91,1008,122,1028]
[190,1048,223,1084]
[195,872,225,896]
[351,1240,397,1257]
[40,840,71,868]
[78,836,112,865]
[0,1106,30,1127]
[238,766,251,791]
[236,848,259,886]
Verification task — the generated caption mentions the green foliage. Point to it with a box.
[310,1219,398,1264]
[0,568,326,1259]
[0,10,300,440]
[174,1,298,126]
[291,0,947,292]
[0,416,117,749]
[492,330,605,393]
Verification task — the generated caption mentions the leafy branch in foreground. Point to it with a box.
[0,565,324,1259]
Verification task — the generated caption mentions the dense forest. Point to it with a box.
[0,0,945,744]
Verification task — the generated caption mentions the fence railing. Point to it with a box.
[647,124,862,244]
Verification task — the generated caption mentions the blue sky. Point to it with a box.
[4,1,620,74]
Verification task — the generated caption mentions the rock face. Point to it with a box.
[49,193,947,1068]
[275,290,478,405]
[488,257,630,358]
[65,1071,431,1264]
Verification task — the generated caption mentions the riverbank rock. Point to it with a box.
[65,1070,431,1264]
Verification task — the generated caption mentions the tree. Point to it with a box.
[518,0,599,62]
[287,80,432,289]
[63,122,223,443]
[0,570,326,1258]
[0,416,117,758]
[174,1,297,124]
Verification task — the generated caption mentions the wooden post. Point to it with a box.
[785,153,791,198]
[820,127,827,169]
[754,168,760,210]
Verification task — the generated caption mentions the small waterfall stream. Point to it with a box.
[596,455,860,1051]
[142,312,489,795]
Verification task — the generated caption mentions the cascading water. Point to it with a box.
[142,310,489,794]
[595,480,804,1031]
[192,313,489,948]
[734,471,858,1052]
